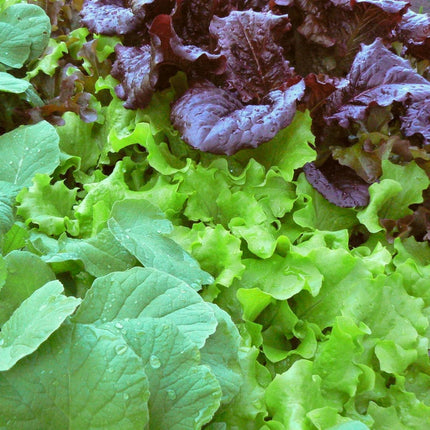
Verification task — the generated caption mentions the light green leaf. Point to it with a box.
[170,223,245,288]
[0,4,50,62]
[329,421,370,430]
[294,173,359,231]
[73,267,217,349]
[209,344,271,429]
[0,250,55,325]
[200,304,242,404]
[0,280,81,371]
[108,199,213,288]
[240,252,323,300]
[0,122,60,187]
[357,161,429,233]
[44,229,136,277]
[0,323,150,429]
[56,111,106,173]
[265,360,340,430]
[235,110,316,181]
[16,173,78,236]
[26,38,68,78]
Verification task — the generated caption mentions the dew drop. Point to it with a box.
[115,322,124,329]
[0,339,4,346]
[167,389,176,400]
[149,354,161,369]
[123,393,129,400]
[115,344,128,355]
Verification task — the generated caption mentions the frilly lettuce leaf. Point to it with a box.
[325,39,430,144]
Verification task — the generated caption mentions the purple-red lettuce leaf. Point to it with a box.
[209,10,294,102]
[29,64,98,125]
[285,0,408,75]
[111,14,226,109]
[171,79,305,155]
[111,44,153,108]
[80,0,143,35]
[325,38,430,144]
[395,9,430,60]
[150,14,226,78]
[171,0,236,48]
[303,158,370,207]
[302,73,348,110]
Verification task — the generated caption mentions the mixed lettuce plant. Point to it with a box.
[0,0,430,428]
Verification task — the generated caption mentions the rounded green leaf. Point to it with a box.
[0,323,150,429]
[0,4,50,63]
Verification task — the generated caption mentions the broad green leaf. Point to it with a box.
[110,318,222,429]
[43,229,137,277]
[0,280,81,371]
[0,122,60,187]
[73,267,217,349]
[0,181,20,236]
[312,317,371,401]
[108,199,213,288]
[0,323,150,429]
[0,21,29,68]
[208,345,270,429]
[0,71,30,93]
[0,4,50,62]
[200,304,242,404]
[0,250,55,325]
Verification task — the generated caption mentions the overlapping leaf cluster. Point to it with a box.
[1,1,430,429]
[79,0,430,241]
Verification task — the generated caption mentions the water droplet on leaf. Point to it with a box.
[115,344,128,355]
[149,354,161,369]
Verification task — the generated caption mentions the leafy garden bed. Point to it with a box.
[0,0,430,429]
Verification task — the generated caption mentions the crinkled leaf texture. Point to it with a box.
[80,0,143,35]
[325,38,430,144]
[171,79,305,155]
[303,159,370,208]
[111,14,225,109]
[287,0,408,75]
[209,10,293,102]
[396,9,430,60]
